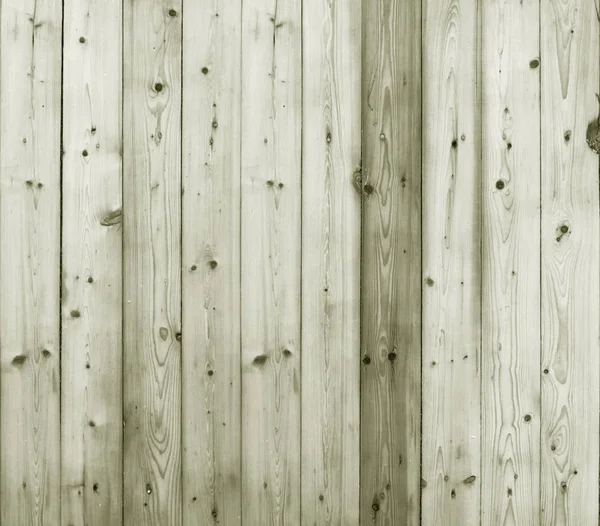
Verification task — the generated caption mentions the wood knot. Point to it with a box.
[154,83,163,92]
[253,355,268,366]
[12,355,27,366]
[421,478,428,488]
[282,349,292,357]
[208,260,218,269]
[463,475,476,485]
[388,351,397,361]
[362,355,371,365]
[425,277,434,286]
[146,484,152,494]
[79,36,86,43]
[495,179,505,190]
[201,67,208,74]
[70,310,81,318]
[564,130,571,142]
[93,483,99,492]
[319,494,324,501]
[451,139,458,148]
[364,183,374,195]
[529,58,540,69]
[451,489,456,499]
[208,370,214,376]
[100,209,122,226]
[175,332,182,342]
[211,509,218,518]
[168,8,177,16]
[524,414,532,422]
[191,265,197,271]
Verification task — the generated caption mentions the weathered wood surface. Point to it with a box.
[61,0,123,524]
[481,0,541,524]
[421,0,480,523]
[361,0,422,524]
[0,1,62,524]
[181,0,242,525]
[540,1,600,524]
[241,0,302,524]
[123,1,182,524]
[0,2,599,525]
[301,0,362,524]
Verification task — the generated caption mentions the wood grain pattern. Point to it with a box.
[0,1,62,524]
[123,1,182,524]
[360,0,421,523]
[301,0,361,524]
[181,1,242,525]
[241,0,301,524]
[540,1,600,523]
[481,0,541,524]
[421,0,480,524]
[61,1,123,524]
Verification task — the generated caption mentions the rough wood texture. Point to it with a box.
[181,1,242,525]
[61,1,123,524]
[360,0,422,523]
[0,1,62,524]
[540,1,600,523]
[241,0,301,524]
[481,0,541,524]
[421,0,480,524]
[301,0,361,524]
[123,1,182,524]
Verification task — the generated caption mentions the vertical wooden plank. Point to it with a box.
[421,0,480,523]
[360,0,421,523]
[123,1,182,524]
[61,1,123,525]
[181,1,242,525]
[481,0,540,524]
[301,0,361,523]
[0,0,62,524]
[540,1,600,523]
[240,0,301,524]
[61,0,123,526]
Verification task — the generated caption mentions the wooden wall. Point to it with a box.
[0,0,598,524]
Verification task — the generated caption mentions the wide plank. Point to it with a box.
[240,0,301,524]
[540,1,600,523]
[123,1,182,524]
[181,1,242,524]
[481,0,541,524]
[421,0,481,523]
[360,0,422,523]
[0,0,62,523]
[61,1,123,524]
[301,0,362,523]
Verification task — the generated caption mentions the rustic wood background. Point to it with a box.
[1,0,599,524]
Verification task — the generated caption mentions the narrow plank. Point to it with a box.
[0,1,62,524]
[540,1,600,523]
[60,1,123,524]
[360,0,421,523]
[240,0,301,524]
[181,1,242,524]
[481,0,541,524]
[301,0,361,523]
[123,1,182,524]
[421,0,480,523]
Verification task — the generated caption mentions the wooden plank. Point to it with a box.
[481,0,541,524]
[181,1,242,524]
[360,0,421,523]
[240,0,301,524]
[122,1,182,524]
[540,1,600,523]
[60,1,122,524]
[0,1,62,524]
[301,0,361,523]
[421,0,480,523]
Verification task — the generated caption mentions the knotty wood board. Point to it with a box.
[421,0,481,523]
[540,1,600,523]
[61,0,123,524]
[123,1,182,524]
[360,0,422,523]
[181,1,242,525]
[0,0,62,524]
[301,0,362,524]
[240,0,302,524]
[481,0,541,524]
